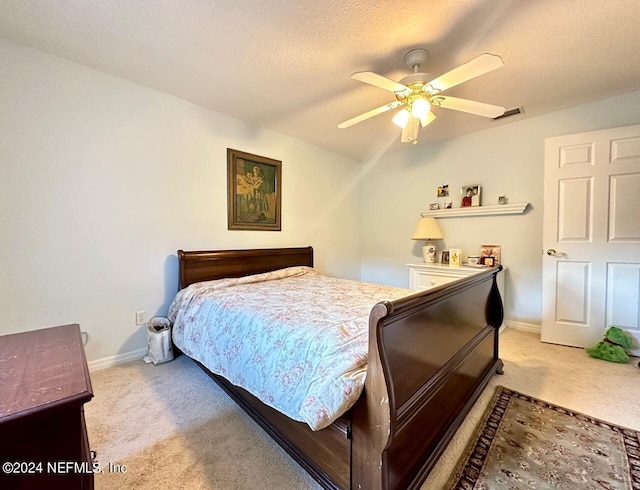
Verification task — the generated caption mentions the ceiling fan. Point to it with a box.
[338,49,506,144]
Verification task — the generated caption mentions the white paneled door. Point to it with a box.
[542,124,640,355]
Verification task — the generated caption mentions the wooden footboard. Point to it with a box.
[353,266,503,489]
[175,248,503,490]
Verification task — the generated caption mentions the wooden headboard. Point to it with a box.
[177,247,314,289]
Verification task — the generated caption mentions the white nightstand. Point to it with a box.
[407,263,505,304]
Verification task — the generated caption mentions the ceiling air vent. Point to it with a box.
[493,107,523,120]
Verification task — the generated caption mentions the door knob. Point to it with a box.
[546,249,565,257]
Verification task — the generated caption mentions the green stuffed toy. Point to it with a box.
[585,326,633,363]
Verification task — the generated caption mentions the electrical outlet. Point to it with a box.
[135,310,147,325]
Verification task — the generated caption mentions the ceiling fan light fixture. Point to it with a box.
[401,116,420,144]
[411,97,431,119]
[392,108,410,128]
[337,49,506,146]
[419,111,436,128]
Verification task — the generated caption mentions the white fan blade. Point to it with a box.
[338,101,402,128]
[427,53,504,93]
[420,111,437,128]
[351,71,410,94]
[433,96,505,118]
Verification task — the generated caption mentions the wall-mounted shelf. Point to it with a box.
[421,202,529,218]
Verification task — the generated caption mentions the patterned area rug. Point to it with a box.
[447,386,640,489]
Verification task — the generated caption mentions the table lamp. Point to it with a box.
[412,217,444,263]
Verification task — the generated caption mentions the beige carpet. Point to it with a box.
[85,329,640,489]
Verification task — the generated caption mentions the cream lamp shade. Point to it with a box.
[412,217,444,263]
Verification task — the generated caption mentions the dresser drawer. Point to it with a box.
[407,263,486,291]
[412,271,456,290]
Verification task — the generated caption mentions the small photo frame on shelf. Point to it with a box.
[482,256,496,267]
[480,244,501,265]
[460,184,481,207]
[437,184,449,197]
[444,201,452,209]
[429,202,440,210]
[449,248,462,267]
[441,251,450,264]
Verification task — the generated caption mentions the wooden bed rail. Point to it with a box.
[353,267,504,490]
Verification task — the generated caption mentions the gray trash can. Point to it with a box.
[143,317,174,365]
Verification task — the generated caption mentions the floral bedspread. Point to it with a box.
[168,266,411,430]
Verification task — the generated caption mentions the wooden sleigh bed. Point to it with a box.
[174,246,504,490]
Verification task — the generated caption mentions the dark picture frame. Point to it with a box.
[227,148,282,231]
[481,256,496,267]
[441,251,450,264]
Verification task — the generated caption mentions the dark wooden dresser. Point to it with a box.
[0,324,94,490]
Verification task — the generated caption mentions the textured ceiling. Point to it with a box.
[2,0,640,161]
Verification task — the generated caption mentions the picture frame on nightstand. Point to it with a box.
[441,251,450,264]
[482,256,496,267]
[449,248,462,267]
[480,244,501,265]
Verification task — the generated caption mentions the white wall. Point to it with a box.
[3,36,640,364]
[0,39,362,362]
[359,90,640,326]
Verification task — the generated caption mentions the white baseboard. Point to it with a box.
[504,320,541,334]
[88,347,147,372]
